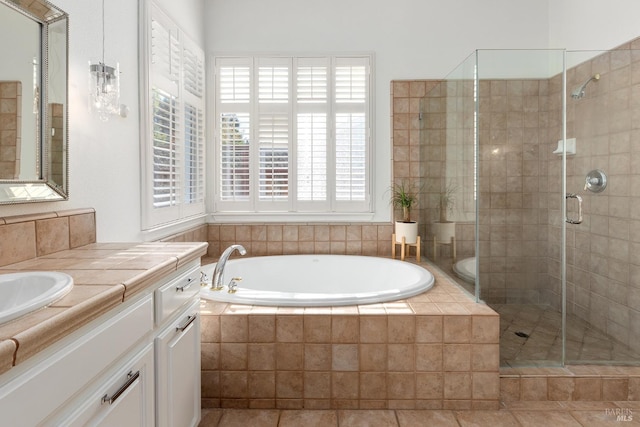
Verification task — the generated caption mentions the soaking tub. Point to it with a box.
[453,256,476,283]
[200,254,435,306]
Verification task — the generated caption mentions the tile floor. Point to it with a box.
[199,401,640,426]
[497,304,640,367]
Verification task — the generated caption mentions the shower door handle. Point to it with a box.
[566,193,583,224]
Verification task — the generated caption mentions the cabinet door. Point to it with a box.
[155,299,201,427]
[58,343,155,427]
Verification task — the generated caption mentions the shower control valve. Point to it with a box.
[584,169,607,193]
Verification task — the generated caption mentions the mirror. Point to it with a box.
[0,0,68,204]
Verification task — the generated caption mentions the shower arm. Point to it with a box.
[571,73,600,99]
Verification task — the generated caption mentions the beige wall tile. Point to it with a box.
[247,344,275,371]
[276,371,303,399]
[0,221,37,266]
[332,316,358,343]
[276,343,303,370]
[304,372,331,399]
[332,344,359,371]
[443,316,470,343]
[68,213,96,248]
[359,344,387,372]
[277,315,303,342]
[304,315,331,343]
[304,344,331,371]
[332,372,359,399]
[248,315,275,343]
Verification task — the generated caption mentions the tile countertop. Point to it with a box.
[0,241,208,374]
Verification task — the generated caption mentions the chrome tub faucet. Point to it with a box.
[211,244,246,291]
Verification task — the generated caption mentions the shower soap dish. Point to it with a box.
[553,138,576,156]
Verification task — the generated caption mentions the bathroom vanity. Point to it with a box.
[0,241,207,427]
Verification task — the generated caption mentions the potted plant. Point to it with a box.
[438,181,456,223]
[390,180,419,244]
[433,181,457,254]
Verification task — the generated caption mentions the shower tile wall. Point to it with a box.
[549,39,640,355]
[476,79,550,304]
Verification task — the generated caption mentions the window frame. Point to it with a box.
[210,53,375,219]
[139,1,206,232]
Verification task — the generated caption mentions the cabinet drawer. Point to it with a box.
[0,295,153,427]
[52,343,155,427]
[155,263,200,324]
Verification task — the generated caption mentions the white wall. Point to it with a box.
[0,0,204,242]
[205,0,551,222]
[2,0,639,240]
[549,0,640,51]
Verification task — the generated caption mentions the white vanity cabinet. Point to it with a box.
[0,257,203,427]
[155,299,201,427]
[0,294,155,427]
[154,263,201,427]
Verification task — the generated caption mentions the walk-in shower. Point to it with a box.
[421,47,640,367]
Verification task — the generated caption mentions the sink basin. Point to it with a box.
[0,272,74,325]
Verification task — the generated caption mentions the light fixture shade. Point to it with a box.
[89,61,120,121]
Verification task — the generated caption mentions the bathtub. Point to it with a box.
[200,254,434,306]
[453,256,476,283]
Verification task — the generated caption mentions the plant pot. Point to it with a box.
[395,221,418,244]
[433,221,455,242]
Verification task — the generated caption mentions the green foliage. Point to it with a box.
[390,181,419,222]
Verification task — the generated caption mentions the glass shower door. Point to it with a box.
[475,49,566,367]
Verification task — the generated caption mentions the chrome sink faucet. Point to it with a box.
[211,244,247,290]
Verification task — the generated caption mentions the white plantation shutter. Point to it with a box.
[152,88,179,208]
[220,66,250,103]
[219,112,250,201]
[297,113,327,202]
[214,55,371,213]
[216,59,253,208]
[335,113,366,201]
[184,102,204,204]
[334,58,368,205]
[183,46,204,98]
[257,60,290,208]
[143,3,206,229]
[258,114,289,202]
[182,37,205,213]
[151,12,180,83]
[296,59,328,207]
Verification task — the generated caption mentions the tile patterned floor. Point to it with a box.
[497,304,640,367]
[200,402,640,426]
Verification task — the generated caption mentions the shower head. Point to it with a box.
[571,73,600,99]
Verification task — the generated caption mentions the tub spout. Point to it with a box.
[212,245,247,290]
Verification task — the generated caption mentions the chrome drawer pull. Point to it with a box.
[176,277,194,292]
[176,314,197,332]
[101,370,140,405]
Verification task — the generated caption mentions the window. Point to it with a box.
[141,3,205,229]
[213,55,372,214]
